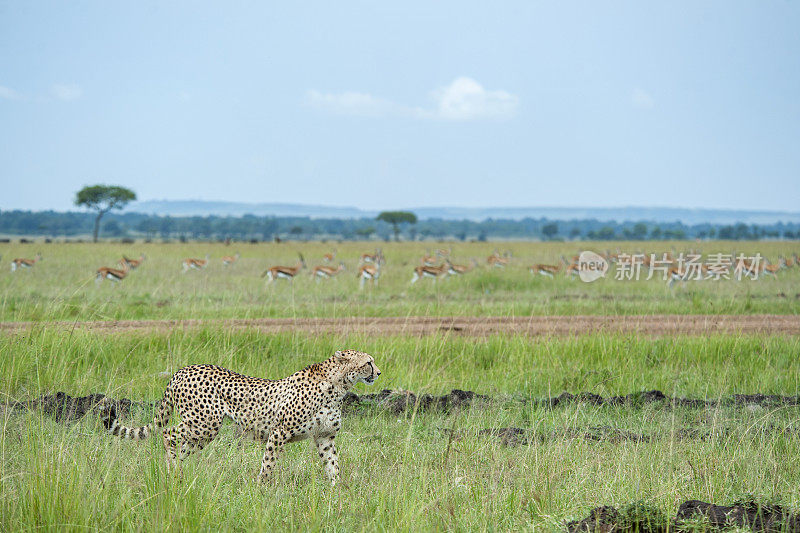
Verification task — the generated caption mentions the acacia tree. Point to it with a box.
[74,185,137,242]
[377,211,417,241]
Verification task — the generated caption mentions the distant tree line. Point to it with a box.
[0,210,798,241]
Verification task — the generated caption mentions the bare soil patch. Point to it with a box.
[2,314,799,336]
[4,392,139,423]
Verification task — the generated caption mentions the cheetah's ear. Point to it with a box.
[333,350,348,363]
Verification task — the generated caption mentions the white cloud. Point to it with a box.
[432,77,518,120]
[0,85,21,100]
[307,77,518,121]
[631,87,654,109]
[51,83,83,101]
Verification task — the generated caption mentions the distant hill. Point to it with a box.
[125,200,800,225]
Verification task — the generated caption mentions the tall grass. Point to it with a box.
[3,329,799,398]
[2,240,799,530]
[2,330,800,530]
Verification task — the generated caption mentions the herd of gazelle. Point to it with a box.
[258,249,384,288]
[527,250,800,287]
[96,254,146,283]
[181,247,799,288]
[5,248,797,288]
[410,248,478,283]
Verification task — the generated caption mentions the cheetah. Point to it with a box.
[99,350,380,484]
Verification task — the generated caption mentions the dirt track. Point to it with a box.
[2,314,799,336]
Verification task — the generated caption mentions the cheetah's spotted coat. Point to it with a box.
[99,350,380,484]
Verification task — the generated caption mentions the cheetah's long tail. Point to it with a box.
[100,389,174,441]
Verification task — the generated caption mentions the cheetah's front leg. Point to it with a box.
[314,435,339,485]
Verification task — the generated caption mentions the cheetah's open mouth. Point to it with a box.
[365,374,376,384]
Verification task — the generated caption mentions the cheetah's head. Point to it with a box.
[334,349,381,386]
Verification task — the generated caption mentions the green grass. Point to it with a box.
[3,329,800,398]
[2,330,800,530]
[1,240,799,321]
[3,240,799,530]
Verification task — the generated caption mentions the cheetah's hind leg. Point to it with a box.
[258,429,289,482]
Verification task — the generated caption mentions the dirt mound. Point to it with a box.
[6,392,139,423]
[4,314,800,337]
[7,388,799,426]
[566,499,800,533]
[676,499,800,532]
[345,388,800,414]
[568,506,624,533]
[4,389,489,423]
[567,499,800,532]
[542,389,800,409]
[10,390,791,449]
[344,388,490,414]
[732,393,800,407]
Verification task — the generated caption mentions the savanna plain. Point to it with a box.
[2,241,800,531]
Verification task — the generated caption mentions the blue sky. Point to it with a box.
[1,1,798,212]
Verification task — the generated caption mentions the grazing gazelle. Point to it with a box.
[487,251,511,268]
[119,254,146,270]
[529,260,562,278]
[733,256,766,280]
[564,261,581,278]
[182,254,210,273]
[11,253,42,272]
[262,254,306,283]
[360,249,383,265]
[446,259,477,276]
[222,253,240,266]
[96,262,130,284]
[311,262,345,281]
[420,251,438,267]
[358,262,381,289]
[411,263,449,284]
[760,257,785,278]
[322,249,337,263]
[667,264,691,288]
